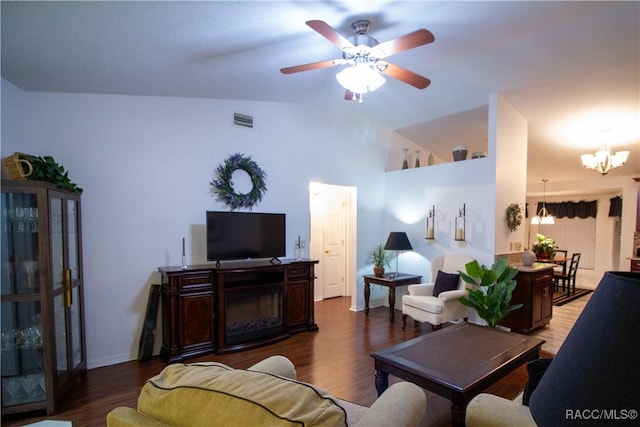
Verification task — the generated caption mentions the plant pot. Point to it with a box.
[535,249,554,260]
[373,265,385,278]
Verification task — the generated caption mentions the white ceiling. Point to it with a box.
[2,1,639,183]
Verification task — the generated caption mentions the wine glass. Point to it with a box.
[4,377,22,404]
[21,261,39,290]
[22,374,38,398]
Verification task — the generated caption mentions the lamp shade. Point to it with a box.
[336,64,385,94]
[384,232,413,251]
[529,272,640,426]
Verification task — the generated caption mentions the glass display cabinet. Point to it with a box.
[1,180,85,416]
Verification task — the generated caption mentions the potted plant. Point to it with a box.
[27,154,83,194]
[367,244,391,277]
[531,233,556,259]
[458,258,523,328]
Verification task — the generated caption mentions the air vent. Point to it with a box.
[234,113,253,128]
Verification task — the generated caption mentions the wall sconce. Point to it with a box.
[455,204,466,241]
[426,205,435,240]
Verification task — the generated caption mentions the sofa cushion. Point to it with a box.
[433,270,460,297]
[137,362,347,427]
[403,295,444,314]
[522,358,553,406]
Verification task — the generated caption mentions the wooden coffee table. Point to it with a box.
[371,322,544,426]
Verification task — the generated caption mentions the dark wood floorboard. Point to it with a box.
[2,297,547,427]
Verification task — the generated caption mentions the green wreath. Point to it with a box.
[210,153,267,210]
[505,203,523,232]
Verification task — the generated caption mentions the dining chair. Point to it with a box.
[554,252,581,294]
[552,249,568,276]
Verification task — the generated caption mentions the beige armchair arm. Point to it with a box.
[466,393,536,427]
[354,382,427,427]
[407,283,435,296]
[438,289,468,301]
[247,355,297,380]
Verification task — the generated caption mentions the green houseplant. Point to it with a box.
[367,244,391,277]
[458,258,523,328]
[27,155,83,194]
[531,233,556,259]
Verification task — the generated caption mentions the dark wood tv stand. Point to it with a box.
[158,259,318,363]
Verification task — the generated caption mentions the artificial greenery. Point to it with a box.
[458,258,523,328]
[367,243,391,267]
[27,155,83,194]
[505,203,522,232]
[532,233,556,259]
[210,153,267,211]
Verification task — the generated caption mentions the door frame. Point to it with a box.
[309,182,357,303]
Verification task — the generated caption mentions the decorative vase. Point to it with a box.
[401,148,409,169]
[522,250,535,266]
[452,145,468,161]
[373,265,385,278]
[415,150,421,167]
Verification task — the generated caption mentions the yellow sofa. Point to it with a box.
[107,355,426,427]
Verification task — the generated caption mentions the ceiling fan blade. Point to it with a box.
[373,29,435,58]
[280,59,342,74]
[380,62,431,89]
[306,20,355,50]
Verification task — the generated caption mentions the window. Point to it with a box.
[538,216,596,269]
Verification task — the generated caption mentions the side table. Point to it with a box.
[363,273,422,322]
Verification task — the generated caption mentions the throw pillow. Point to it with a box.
[522,358,553,406]
[433,270,460,297]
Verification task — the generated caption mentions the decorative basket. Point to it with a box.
[2,152,33,180]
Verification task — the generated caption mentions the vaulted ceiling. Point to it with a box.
[2,1,638,183]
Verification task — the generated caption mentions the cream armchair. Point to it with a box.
[401,254,474,330]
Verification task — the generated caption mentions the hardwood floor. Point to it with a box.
[3,295,586,427]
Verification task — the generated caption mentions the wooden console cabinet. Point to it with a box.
[159,259,318,363]
[500,263,554,334]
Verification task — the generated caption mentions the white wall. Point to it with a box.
[491,93,528,254]
[0,79,27,157]
[2,84,396,368]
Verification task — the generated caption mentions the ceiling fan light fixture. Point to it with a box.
[336,64,385,94]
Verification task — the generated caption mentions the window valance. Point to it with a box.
[537,200,598,219]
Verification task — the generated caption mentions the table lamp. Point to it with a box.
[529,272,640,426]
[384,232,413,277]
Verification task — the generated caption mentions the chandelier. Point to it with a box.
[580,129,630,175]
[581,145,629,175]
[531,178,554,225]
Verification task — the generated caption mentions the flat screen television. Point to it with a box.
[206,211,286,262]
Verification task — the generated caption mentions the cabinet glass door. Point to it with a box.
[50,196,70,385]
[66,198,83,369]
[1,192,40,296]
[1,191,46,407]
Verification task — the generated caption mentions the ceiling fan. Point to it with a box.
[281,19,434,102]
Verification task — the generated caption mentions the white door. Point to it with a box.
[322,190,346,298]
